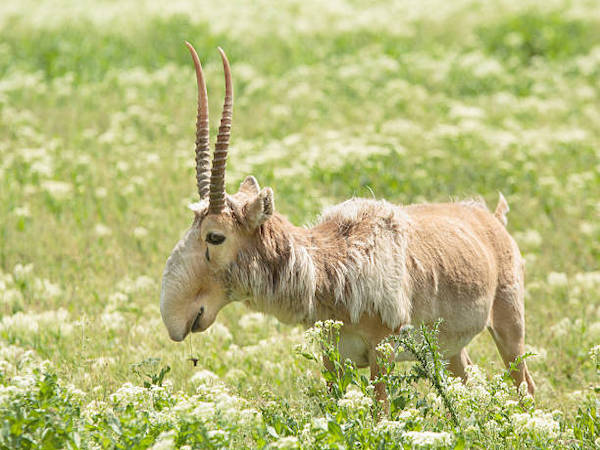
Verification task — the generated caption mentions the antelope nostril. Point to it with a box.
[191,306,205,332]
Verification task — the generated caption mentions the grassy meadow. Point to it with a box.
[0,0,599,447]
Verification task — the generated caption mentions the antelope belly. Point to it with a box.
[338,331,370,368]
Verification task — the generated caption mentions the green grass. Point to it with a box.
[0,0,599,447]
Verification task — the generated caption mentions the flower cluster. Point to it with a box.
[337,385,373,412]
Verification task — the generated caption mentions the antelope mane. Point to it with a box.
[225,198,413,330]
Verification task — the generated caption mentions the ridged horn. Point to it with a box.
[208,47,233,215]
[185,41,211,199]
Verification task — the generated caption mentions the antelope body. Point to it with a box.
[160,43,536,404]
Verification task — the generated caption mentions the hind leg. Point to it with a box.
[448,348,473,381]
[488,287,535,395]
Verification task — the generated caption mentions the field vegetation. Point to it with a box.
[0,0,599,447]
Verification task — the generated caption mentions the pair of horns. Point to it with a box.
[185,42,233,215]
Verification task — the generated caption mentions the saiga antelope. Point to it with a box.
[160,43,536,406]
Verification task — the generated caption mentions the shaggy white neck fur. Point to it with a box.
[226,198,413,330]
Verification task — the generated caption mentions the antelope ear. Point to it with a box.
[187,201,207,216]
[245,187,274,228]
[239,176,260,196]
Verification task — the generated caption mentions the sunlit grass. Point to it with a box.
[0,0,599,447]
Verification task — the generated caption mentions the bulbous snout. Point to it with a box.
[160,227,227,342]
[164,323,188,342]
[160,287,219,341]
[160,229,207,342]
[159,287,198,342]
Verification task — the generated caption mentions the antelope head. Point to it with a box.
[160,43,274,342]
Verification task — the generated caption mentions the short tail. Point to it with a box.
[494,192,509,226]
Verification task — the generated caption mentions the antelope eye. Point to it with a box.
[205,232,226,245]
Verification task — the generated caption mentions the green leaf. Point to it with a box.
[327,420,344,441]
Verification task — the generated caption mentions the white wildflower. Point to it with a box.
[11,374,37,389]
[30,160,54,177]
[515,229,543,248]
[107,292,128,310]
[33,278,62,299]
[190,401,216,420]
[95,187,108,198]
[0,385,20,404]
[446,376,468,399]
[117,275,155,294]
[0,308,72,336]
[13,263,34,282]
[0,346,36,371]
[337,386,372,412]
[511,410,559,438]
[207,322,232,342]
[464,365,491,403]
[207,430,228,440]
[116,161,130,172]
[145,153,160,165]
[13,206,31,218]
[574,272,600,292]
[238,408,261,426]
[134,275,155,291]
[94,223,112,237]
[213,390,246,412]
[504,32,523,47]
[238,312,267,330]
[0,272,14,287]
[449,104,485,120]
[150,430,176,450]
[579,222,595,235]
[65,384,86,402]
[426,392,444,411]
[189,370,218,386]
[547,272,568,288]
[133,226,149,238]
[1,288,23,307]
[101,311,126,331]
[224,368,246,384]
[505,400,519,410]
[304,320,343,346]
[483,420,504,435]
[465,365,487,386]
[41,180,73,199]
[550,318,572,337]
[405,431,453,447]
[396,408,421,423]
[110,382,148,406]
[587,322,600,339]
[376,341,395,359]
[271,436,299,449]
[300,422,314,446]
[311,417,328,431]
[131,176,145,187]
[376,419,405,436]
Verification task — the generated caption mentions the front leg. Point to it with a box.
[368,348,389,415]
